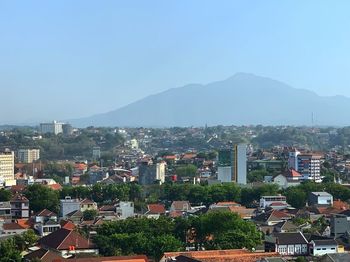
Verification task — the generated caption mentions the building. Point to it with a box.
[310,238,339,256]
[265,232,308,256]
[308,192,333,207]
[80,198,98,212]
[0,150,15,186]
[116,201,134,219]
[272,169,302,189]
[288,149,300,171]
[330,211,350,238]
[288,150,322,182]
[92,146,101,160]
[62,123,73,136]
[139,161,166,185]
[260,195,288,210]
[17,149,40,163]
[144,204,166,219]
[40,121,64,135]
[38,228,98,258]
[10,194,29,218]
[217,144,247,184]
[60,196,81,218]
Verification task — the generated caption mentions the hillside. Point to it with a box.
[72,73,350,127]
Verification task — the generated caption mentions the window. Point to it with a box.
[322,248,326,250]
[331,248,335,250]
[317,248,321,250]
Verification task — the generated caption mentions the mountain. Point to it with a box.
[71,73,350,127]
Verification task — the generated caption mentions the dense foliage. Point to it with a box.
[94,211,261,261]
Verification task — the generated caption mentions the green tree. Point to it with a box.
[83,209,98,221]
[0,188,11,201]
[24,184,59,213]
[285,187,307,208]
[0,238,22,262]
[176,164,198,177]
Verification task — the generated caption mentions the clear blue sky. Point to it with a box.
[1,0,350,124]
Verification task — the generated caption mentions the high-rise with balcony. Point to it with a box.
[217,144,247,184]
[0,150,15,185]
[17,149,40,163]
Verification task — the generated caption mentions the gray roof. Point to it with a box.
[274,232,308,245]
[312,239,338,246]
[310,192,332,197]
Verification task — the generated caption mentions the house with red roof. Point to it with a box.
[144,204,166,219]
[38,228,98,258]
[273,169,302,189]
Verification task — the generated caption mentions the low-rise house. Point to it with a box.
[80,198,98,212]
[116,201,135,219]
[330,211,350,238]
[170,201,192,212]
[145,204,166,219]
[255,210,293,226]
[66,210,83,224]
[36,220,61,236]
[1,222,27,235]
[308,192,333,207]
[310,238,339,256]
[38,227,98,258]
[265,232,308,256]
[23,248,62,262]
[34,209,58,223]
[273,169,302,189]
[60,196,80,218]
[273,221,299,233]
[260,195,288,210]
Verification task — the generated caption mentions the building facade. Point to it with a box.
[17,149,40,163]
[0,150,15,185]
[217,144,247,184]
[40,121,64,135]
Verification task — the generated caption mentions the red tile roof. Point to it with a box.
[147,204,166,214]
[36,209,57,217]
[39,228,95,250]
[3,222,26,230]
[60,220,76,230]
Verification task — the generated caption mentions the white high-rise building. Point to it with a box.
[288,149,300,170]
[217,144,247,185]
[17,149,40,163]
[0,150,15,185]
[40,121,64,135]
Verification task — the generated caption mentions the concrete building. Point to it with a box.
[288,149,300,171]
[92,146,101,160]
[217,144,247,184]
[10,194,29,218]
[40,121,64,135]
[308,192,333,207]
[17,149,40,163]
[0,150,15,186]
[138,161,166,185]
[116,201,134,219]
[260,195,288,209]
[59,196,80,218]
[330,211,350,238]
[298,154,322,182]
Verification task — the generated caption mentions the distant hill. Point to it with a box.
[71,73,350,127]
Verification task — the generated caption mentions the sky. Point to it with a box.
[1,0,350,124]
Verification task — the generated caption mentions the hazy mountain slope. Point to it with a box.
[72,73,350,127]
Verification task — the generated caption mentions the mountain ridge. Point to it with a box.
[71,73,350,127]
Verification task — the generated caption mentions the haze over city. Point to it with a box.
[2,0,350,124]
